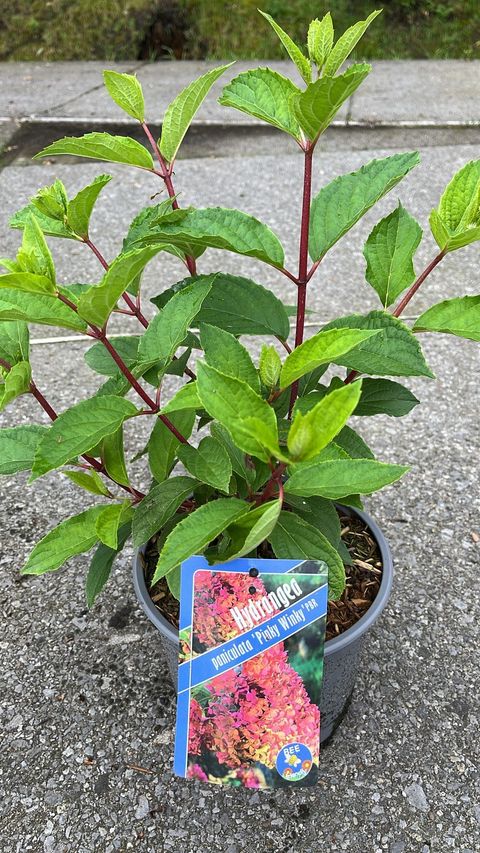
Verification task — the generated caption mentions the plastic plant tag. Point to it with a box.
[174,556,328,788]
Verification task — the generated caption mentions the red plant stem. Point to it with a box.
[257,462,287,505]
[289,145,314,416]
[141,121,197,277]
[344,250,446,385]
[277,337,292,354]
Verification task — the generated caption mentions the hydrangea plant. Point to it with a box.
[2,9,479,606]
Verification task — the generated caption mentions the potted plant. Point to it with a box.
[2,8,479,756]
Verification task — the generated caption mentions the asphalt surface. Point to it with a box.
[0,60,479,853]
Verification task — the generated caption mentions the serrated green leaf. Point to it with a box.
[364,203,422,307]
[209,422,257,487]
[34,133,154,171]
[323,311,434,377]
[335,425,374,459]
[21,506,104,575]
[77,247,161,326]
[17,215,56,283]
[85,335,139,376]
[288,381,362,461]
[323,9,382,77]
[67,174,112,239]
[219,67,301,140]
[268,510,345,599]
[310,152,420,261]
[63,468,111,496]
[160,63,233,162]
[103,70,145,121]
[10,203,77,241]
[286,458,408,500]
[413,295,480,342]
[136,207,285,267]
[293,64,370,141]
[307,14,334,69]
[86,522,131,607]
[103,425,130,486]
[430,160,480,252]
[200,323,259,392]
[0,321,29,367]
[196,361,279,463]
[280,328,380,388]
[354,378,419,417]
[95,501,133,549]
[148,410,195,483]
[31,179,68,222]
[161,382,201,414]
[0,289,87,331]
[31,396,137,480]
[132,476,197,548]
[285,494,341,546]
[152,273,290,339]
[219,498,281,561]
[0,424,48,475]
[259,344,282,389]
[0,271,56,295]
[178,436,232,492]
[259,11,311,83]
[137,276,213,371]
[153,497,248,583]
[0,361,31,411]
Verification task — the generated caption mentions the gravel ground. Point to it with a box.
[1,137,479,851]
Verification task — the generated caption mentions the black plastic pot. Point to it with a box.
[133,505,393,743]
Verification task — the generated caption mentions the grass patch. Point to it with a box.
[1,1,479,61]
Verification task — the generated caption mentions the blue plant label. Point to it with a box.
[174,556,328,788]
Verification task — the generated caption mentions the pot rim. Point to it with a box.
[132,504,393,658]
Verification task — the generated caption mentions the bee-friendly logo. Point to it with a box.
[275,742,313,782]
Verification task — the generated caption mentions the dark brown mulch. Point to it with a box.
[144,512,382,642]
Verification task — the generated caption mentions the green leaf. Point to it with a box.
[77,247,160,326]
[0,361,31,411]
[219,67,301,140]
[0,272,56,295]
[137,276,213,370]
[67,174,112,239]
[280,328,380,388]
[323,311,434,378]
[95,501,133,549]
[0,321,29,366]
[160,63,233,163]
[285,458,408,500]
[161,382,201,414]
[136,206,285,267]
[269,511,345,600]
[307,14,334,70]
[31,179,68,222]
[10,203,77,241]
[103,70,145,121]
[148,410,195,483]
[196,362,279,463]
[335,425,374,459]
[200,323,259,392]
[103,425,130,486]
[413,295,480,342]
[132,476,197,547]
[63,468,111,496]
[259,11,311,84]
[85,335,139,376]
[121,201,192,267]
[293,64,370,141]
[259,344,282,389]
[0,289,87,332]
[31,396,138,480]
[0,424,47,474]
[152,273,290,339]
[209,422,257,487]
[86,522,131,607]
[323,9,382,77]
[34,133,154,171]
[355,378,419,417]
[219,498,282,561]
[364,203,422,307]
[17,215,55,283]
[309,152,420,261]
[287,381,362,461]
[177,436,232,493]
[153,497,248,583]
[430,161,480,252]
[285,495,341,546]
[21,506,104,575]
